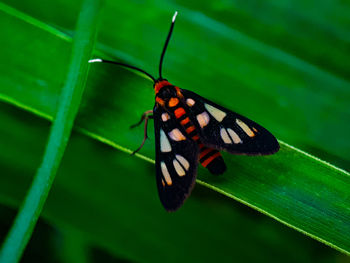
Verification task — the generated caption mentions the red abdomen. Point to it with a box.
[172,103,226,175]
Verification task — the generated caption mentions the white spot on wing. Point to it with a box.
[160,129,172,152]
[196,112,210,128]
[161,113,170,122]
[176,155,189,171]
[227,128,242,144]
[161,162,172,185]
[205,104,226,122]
[168,129,186,141]
[220,128,232,144]
[186,98,195,107]
[173,159,186,176]
[236,119,255,137]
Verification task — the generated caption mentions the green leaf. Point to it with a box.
[0,1,103,262]
[0,103,344,263]
[0,0,350,261]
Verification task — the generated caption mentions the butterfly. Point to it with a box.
[89,11,279,211]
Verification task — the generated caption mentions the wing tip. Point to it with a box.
[161,196,187,212]
[159,173,198,212]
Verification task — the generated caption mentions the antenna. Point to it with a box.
[89,11,178,82]
[158,11,178,79]
[89,58,156,82]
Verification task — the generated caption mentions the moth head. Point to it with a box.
[156,84,177,99]
[154,79,172,94]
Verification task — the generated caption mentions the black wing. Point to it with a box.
[153,104,199,211]
[180,89,279,155]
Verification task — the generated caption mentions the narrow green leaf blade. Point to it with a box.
[0,1,102,262]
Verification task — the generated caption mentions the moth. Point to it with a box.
[89,12,279,211]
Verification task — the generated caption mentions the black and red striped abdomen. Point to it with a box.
[172,104,226,175]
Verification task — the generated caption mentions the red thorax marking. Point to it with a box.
[174,107,186,118]
[168,97,179,107]
[155,97,165,106]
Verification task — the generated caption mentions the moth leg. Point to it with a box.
[131,111,153,155]
[130,110,153,129]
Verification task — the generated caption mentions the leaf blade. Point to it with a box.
[0,0,350,259]
[0,102,344,263]
[0,0,102,261]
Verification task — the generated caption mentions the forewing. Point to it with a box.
[153,105,199,211]
[181,89,279,155]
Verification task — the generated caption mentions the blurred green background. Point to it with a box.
[0,0,349,262]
